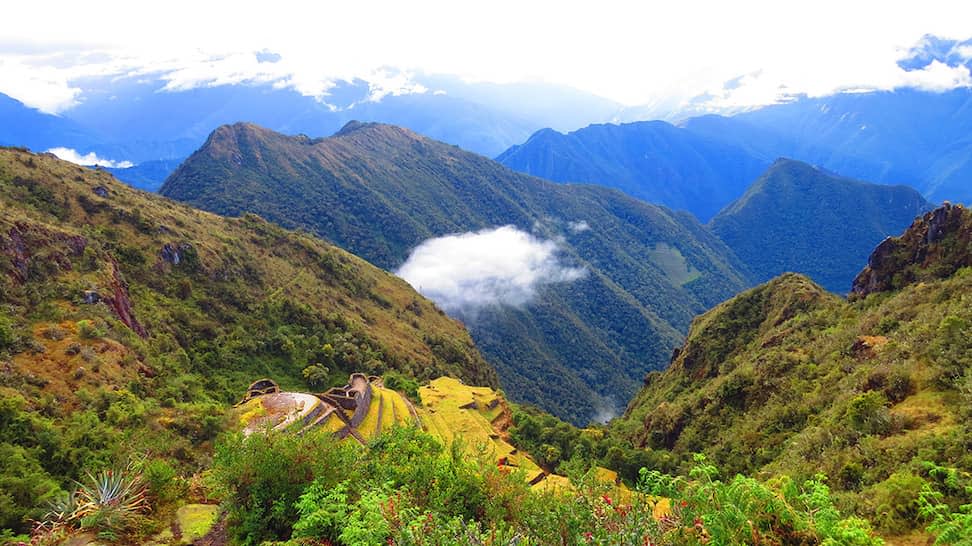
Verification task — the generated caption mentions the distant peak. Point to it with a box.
[334,120,373,136]
[206,122,276,143]
[768,157,812,170]
[333,120,420,141]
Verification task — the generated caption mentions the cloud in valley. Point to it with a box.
[395,225,586,314]
[568,220,590,233]
[46,147,133,168]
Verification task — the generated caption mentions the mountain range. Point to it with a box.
[160,121,751,424]
[0,74,622,190]
[496,120,769,221]
[709,158,932,292]
[681,88,972,205]
[500,88,972,213]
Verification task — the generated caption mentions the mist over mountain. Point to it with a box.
[0,74,623,191]
[160,121,751,424]
[680,88,972,205]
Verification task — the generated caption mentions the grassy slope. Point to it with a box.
[0,147,496,532]
[614,206,972,534]
[709,158,931,293]
[160,121,751,424]
[0,148,495,393]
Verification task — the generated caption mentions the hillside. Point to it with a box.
[709,159,931,293]
[613,204,972,535]
[0,147,495,534]
[496,120,769,221]
[160,121,751,424]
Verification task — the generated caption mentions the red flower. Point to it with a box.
[602,495,613,505]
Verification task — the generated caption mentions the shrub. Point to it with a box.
[76,320,104,339]
[209,430,357,545]
[0,315,17,352]
[383,371,420,401]
[868,471,925,534]
[301,364,329,389]
[0,443,62,534]
[140,458,184,505]
[846,392,891,436]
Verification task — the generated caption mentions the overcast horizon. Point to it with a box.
[2,0,972,118]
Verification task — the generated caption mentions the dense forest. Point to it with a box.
[160,121,750,424]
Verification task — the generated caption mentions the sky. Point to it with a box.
[1,0,972,113]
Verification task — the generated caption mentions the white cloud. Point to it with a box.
[395,225,585,314]
[899,60,972,91]
[567,220,590,233]
[0,1,971,114]
[46,147,133,168]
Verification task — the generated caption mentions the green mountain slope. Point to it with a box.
[495,121,769,222]
[0,147,495,533]
[613,204,972,535]
[160,121,751,424]
[709,159,931,293]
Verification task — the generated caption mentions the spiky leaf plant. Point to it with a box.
[74,467,148,537]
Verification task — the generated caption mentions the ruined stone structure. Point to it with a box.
[237,373,379,443]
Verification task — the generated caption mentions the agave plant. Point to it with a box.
[74,467,149,534]
[44,489,80,523]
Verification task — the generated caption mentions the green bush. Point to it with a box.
[0,443,62,534]
[208,430,357,545]
[868,471,926,534]
[846,392,891,436]
[0,314,17,352]
[76,319,104,339]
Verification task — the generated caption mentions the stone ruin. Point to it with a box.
[237,373,386,443]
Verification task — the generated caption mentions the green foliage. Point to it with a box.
[0,313,17,352]
[917,462,972,545]
[382,370,420,401]
[301,364,329,389]
[75,319,103,339]
[208,430,357,545]
[292,480,350,541]
[507,405,672,482]
[845,392,891,436]
[215,424,884,546]
[0,443,61,533]
[140,458,184,505]
[337,489,392,546]
[639,458,883,546]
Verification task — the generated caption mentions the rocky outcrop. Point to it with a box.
[851,203,971,298]
[159,242,195,267]
[102,259,147,338]
[0,223,87,283]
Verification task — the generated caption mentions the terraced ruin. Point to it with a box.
[234,374,621,492]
